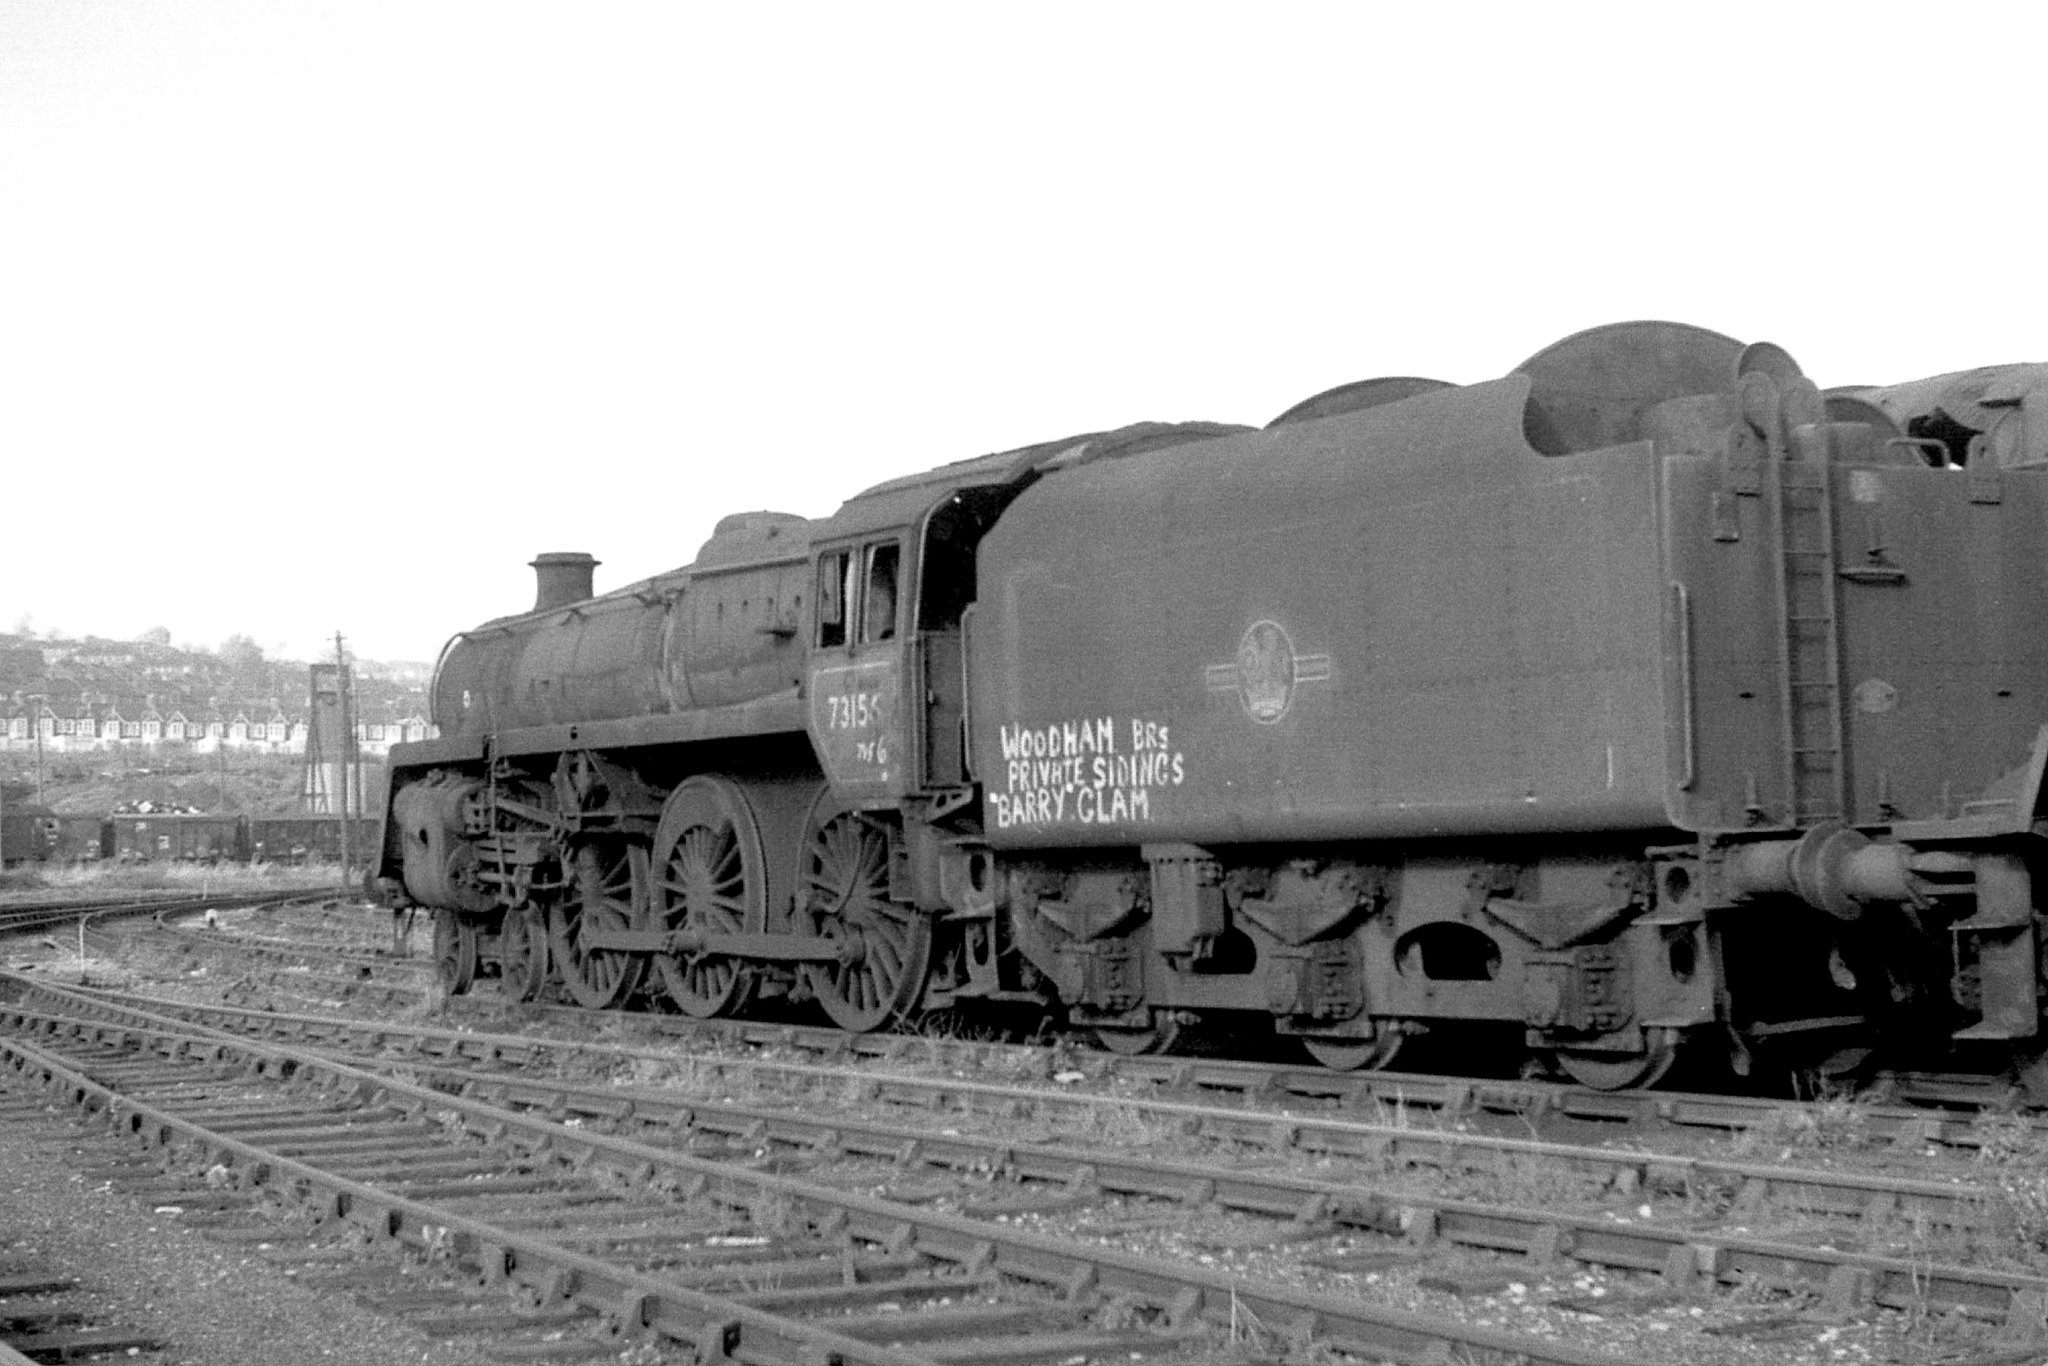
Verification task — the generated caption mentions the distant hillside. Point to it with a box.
[0,629,430,721]
[3,748,389,819]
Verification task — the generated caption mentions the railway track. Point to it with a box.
[399,994,2048,1154]
[5,982,2012,1228]
[0,889,332,941]
[109,897,2048,1148]
[0,980,1689,1366]
[41,894,432,1014]
[0,1139,162,1365]
[27,941,2048,1177]
[7,974,2048,1363]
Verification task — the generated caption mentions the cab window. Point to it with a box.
[816,550,849,647]
[861,541,900,643]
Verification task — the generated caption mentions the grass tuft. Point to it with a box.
[1730,1094,1875,1156]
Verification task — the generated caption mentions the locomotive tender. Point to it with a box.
[375,321,2048,1088]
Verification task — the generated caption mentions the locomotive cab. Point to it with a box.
[802,456,1047,809]
[806,533,910,804]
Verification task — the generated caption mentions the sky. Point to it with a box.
[3,3,2044,666]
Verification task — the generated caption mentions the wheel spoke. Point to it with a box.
[800,808,930,1033]
[549,842,646,1010]
[710,841,740,883]
[649,781,763,1019]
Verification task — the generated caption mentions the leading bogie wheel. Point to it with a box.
[548,841,649,1010]
[499,905,550,1003]
[798,798,932,1033]
[648,778,763,1018]
[432,908,477,994]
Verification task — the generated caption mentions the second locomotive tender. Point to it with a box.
[376,321,2048,1088]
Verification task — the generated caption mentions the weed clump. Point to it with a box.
[1972,1111,2048,1254]
[1730,1095,1874,1157]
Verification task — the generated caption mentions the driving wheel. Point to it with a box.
[648,778,762,1018]
[798,799,931,1032]
[548,841,648,1010]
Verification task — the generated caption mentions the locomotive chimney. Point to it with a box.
[530,552,599,612]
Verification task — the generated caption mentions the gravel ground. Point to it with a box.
[6,921,2040,1366]
[0,1098,508,1366]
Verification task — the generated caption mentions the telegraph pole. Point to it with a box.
[335,632,353,882]
[30,693,44,805]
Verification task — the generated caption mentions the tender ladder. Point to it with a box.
[1771,458,1848,826]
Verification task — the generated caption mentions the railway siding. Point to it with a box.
[81,900,2047,1159]
[0,991,1652,1366]
[17,983,2007,1230]
[8,976,2048,1363]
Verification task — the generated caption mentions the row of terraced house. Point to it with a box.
[0,696,431,756]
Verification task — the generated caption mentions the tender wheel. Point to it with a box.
[548,842,649,1010]
[1552,1026,1681,1091]
[1092,1009,1181,1057]
[798,800,931,1032]
[499,905,549,1003]
[431,908,476,994]
[648,778,764,1018]
[1301,1028,1406,1071]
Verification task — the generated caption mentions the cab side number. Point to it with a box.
[827,692,881,729]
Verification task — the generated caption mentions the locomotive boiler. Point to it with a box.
[375,321,2048,1089]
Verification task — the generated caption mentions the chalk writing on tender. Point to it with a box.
[988,716,1186,830]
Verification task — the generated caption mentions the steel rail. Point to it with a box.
[151,921,430,979]
[95,980,2023,1153]
[425,1055,1997,1231]
[0,1032,954,1366]
[0,982,1645,1366]
[151,899,2041,1131]
[453,999,2035,1144]
[3,998,2030,1331]
[13,981,2000,1222]
[0,888,332,939]
[7,983,2045,1340]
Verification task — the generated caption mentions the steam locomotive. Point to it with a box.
[373,321,2048,1089]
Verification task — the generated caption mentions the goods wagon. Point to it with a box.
[110,815,247,864]
[46,816,112,863]
[248,816,379,865]
[374,321,2048,1089]
[0,805,54,866]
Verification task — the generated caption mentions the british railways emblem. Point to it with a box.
[1205,619,1332,724]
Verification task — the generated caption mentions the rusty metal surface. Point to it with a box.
[371,316,2048,1091]
[106,814,248,863]
[430,549,807,738]
[1513,320,1746,455]
[1265,375,1453,427]
[969,375,1671,848]
[1664,459,2048,833]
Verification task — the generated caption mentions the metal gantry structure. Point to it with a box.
[299,636,363,879]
